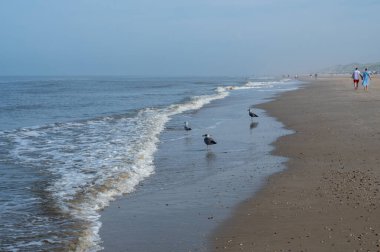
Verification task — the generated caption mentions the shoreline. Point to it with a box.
[211,76,380,251]
[98,80,296,251]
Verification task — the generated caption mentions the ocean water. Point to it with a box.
[0,76,298,251]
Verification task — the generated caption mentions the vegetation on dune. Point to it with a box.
[320,62,380,74]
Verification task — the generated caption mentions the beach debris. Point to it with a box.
[184,121,192,131]
[203,134,217,149]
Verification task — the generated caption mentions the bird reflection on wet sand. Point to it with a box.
[206,151,216,166]
[250,122,258,129]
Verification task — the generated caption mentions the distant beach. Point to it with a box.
[212,76,380,251]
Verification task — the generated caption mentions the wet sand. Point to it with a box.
[99,83,294,251]
[212,77,380,251]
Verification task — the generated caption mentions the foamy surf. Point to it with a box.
[1,84,233,251]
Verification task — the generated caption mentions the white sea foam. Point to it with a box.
[215,79,291,93]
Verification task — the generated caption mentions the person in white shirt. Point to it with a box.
[352,67,361,90]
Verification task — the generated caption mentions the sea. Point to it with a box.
[0,76,299,251]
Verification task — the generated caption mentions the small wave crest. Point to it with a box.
[214,79,291,92]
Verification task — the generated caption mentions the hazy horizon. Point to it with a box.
[1,0,380,76]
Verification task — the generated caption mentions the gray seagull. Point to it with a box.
[202,134,217,148]
[248,108,258,118]
[184,121,192,131]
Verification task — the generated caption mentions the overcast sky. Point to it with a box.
[1,0,379,76]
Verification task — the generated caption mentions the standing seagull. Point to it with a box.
[202,134,217,149]
[184,121,192,131]
[248,108,258,119]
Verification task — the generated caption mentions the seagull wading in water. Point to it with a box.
[202,134,217,149]
[184,121,192,131]
[248,108,258,119]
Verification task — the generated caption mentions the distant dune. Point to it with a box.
[320,62,380,74]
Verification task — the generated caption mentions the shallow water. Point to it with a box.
[99,83,296,251]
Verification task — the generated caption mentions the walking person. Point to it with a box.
[361,68,371,91]
[352,67,361,90]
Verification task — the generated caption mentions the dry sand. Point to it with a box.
[212,77,380,251]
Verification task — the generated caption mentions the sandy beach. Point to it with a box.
[212,76,380,251]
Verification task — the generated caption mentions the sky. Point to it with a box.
[0,0,380,76]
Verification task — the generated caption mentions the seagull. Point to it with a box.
[184,121,192,131]
[248,108,258,118]
[202,134,217,148]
